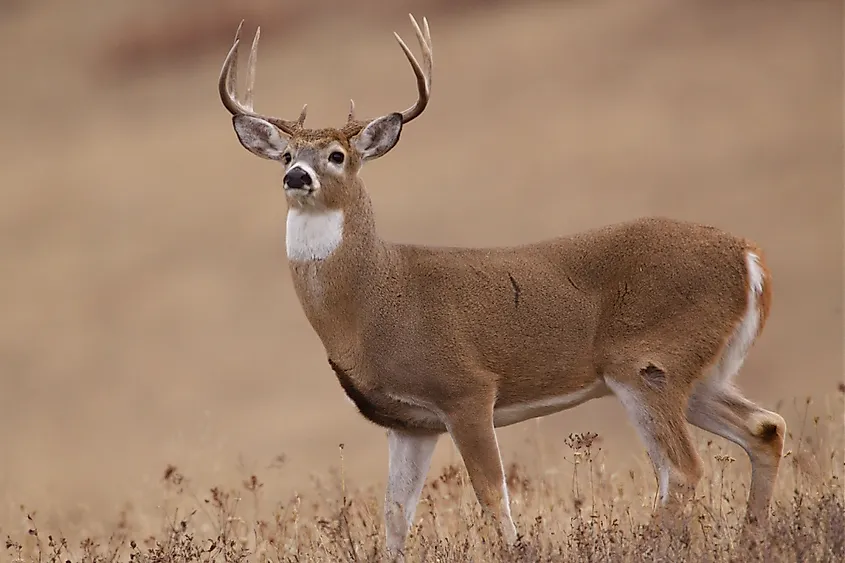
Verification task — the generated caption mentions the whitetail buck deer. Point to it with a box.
[218,14,786,557]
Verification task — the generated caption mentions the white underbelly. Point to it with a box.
[371,381,609,431]
[493,380,609,427]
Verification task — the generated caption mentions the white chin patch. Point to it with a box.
[286,208,344,262]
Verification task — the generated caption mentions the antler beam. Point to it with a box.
[346,14,433,134]
[218,20,307,135]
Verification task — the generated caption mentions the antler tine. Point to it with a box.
[394,13,433,124]
[218,20,302,135]
[243,25,260,110]
[296,104,308,127]
[347,99,356,122]
[420,16,433,85]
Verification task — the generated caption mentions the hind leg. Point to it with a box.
[605,373,704,513]
[687,383,785,524]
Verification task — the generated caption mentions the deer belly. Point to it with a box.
[493,380,609,427]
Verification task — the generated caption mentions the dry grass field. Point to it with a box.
[0,0,842,561]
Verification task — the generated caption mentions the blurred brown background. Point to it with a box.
[0,0,841,534]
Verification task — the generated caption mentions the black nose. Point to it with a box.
[284,167,312,189]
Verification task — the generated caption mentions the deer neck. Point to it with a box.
[285,188,390,358]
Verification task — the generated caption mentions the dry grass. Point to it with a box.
[5,397,843,563]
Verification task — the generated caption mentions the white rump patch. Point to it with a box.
[286,209,344,262]
[711,251,765,385]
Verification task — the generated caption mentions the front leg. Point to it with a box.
[444,398,518,546]
[385,429,439,559]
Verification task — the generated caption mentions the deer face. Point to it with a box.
[219,15,431,208]
[232,113,403,209]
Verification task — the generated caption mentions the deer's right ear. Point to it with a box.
[232,115,289,160]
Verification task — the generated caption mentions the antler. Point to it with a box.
[394,14,433,124]
[219,20,307,135]
[344,14,433,135]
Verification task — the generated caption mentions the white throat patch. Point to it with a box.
[286,208,344,262]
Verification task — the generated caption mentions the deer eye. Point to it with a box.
[329,151,345,164]
[282,153,292,165]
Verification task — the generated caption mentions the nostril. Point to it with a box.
[284,167,312,189]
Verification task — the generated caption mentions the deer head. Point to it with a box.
[218,15,433,212]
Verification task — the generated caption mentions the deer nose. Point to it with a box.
[284,167,313,190]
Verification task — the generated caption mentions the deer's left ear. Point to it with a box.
[233,115,289,160]
[353,113,403,161]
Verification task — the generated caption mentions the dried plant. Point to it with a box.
[4,395,843,562]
